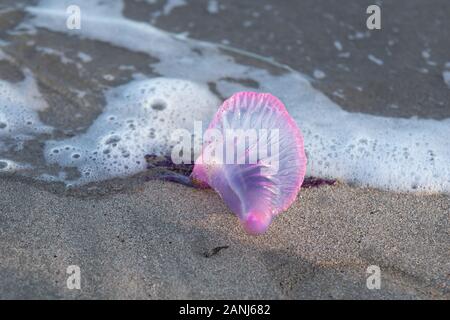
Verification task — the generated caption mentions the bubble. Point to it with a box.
[105,135,121,145]
[151,100,167,111]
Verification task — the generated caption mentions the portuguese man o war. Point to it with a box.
[191,92,307,235]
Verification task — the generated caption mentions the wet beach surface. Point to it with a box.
[144,0,450,119]
[1,177,448,299]
[0,0,449,299]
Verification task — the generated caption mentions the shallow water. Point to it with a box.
[0,0,449,193]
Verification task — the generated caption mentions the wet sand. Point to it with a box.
[0,174,448,299]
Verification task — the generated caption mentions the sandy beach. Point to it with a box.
[0,0,449,299]
[0,174,448,299]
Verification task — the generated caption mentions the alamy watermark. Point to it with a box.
[366,265,381,290]
[366,5,381,30]
[170,121,280,174]
[66,265,81,290]
[66,5,81,30]
[64,4,381,32]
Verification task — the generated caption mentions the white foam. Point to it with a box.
[348,31,370,40]
[368,54,384,66]
[162,0,187,15]
[0,48,9,60]
[207,0,220,14]
[338,52,351,58]
[0,70,52,153]
[44,78,219,184]
[77,52,93,63]
[421,49,437,66]
[421,50,431,60]
[36,46,75,65]
[333,41,343,51]
[5,0,449,193]
[443,71,450,88]
[313,69,326,80]
[0,159,30,173]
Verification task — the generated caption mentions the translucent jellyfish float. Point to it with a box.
[191,92,307,235]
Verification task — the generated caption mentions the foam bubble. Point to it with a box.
[0,159,30,173]
[313,69,326,79]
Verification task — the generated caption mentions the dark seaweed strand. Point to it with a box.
[145,154,335,189]
[302,177,336,188]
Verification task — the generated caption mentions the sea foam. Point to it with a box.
[45,78,218,184]
[0,68,52,153]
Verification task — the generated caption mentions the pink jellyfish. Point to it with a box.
[191,92,307,235]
